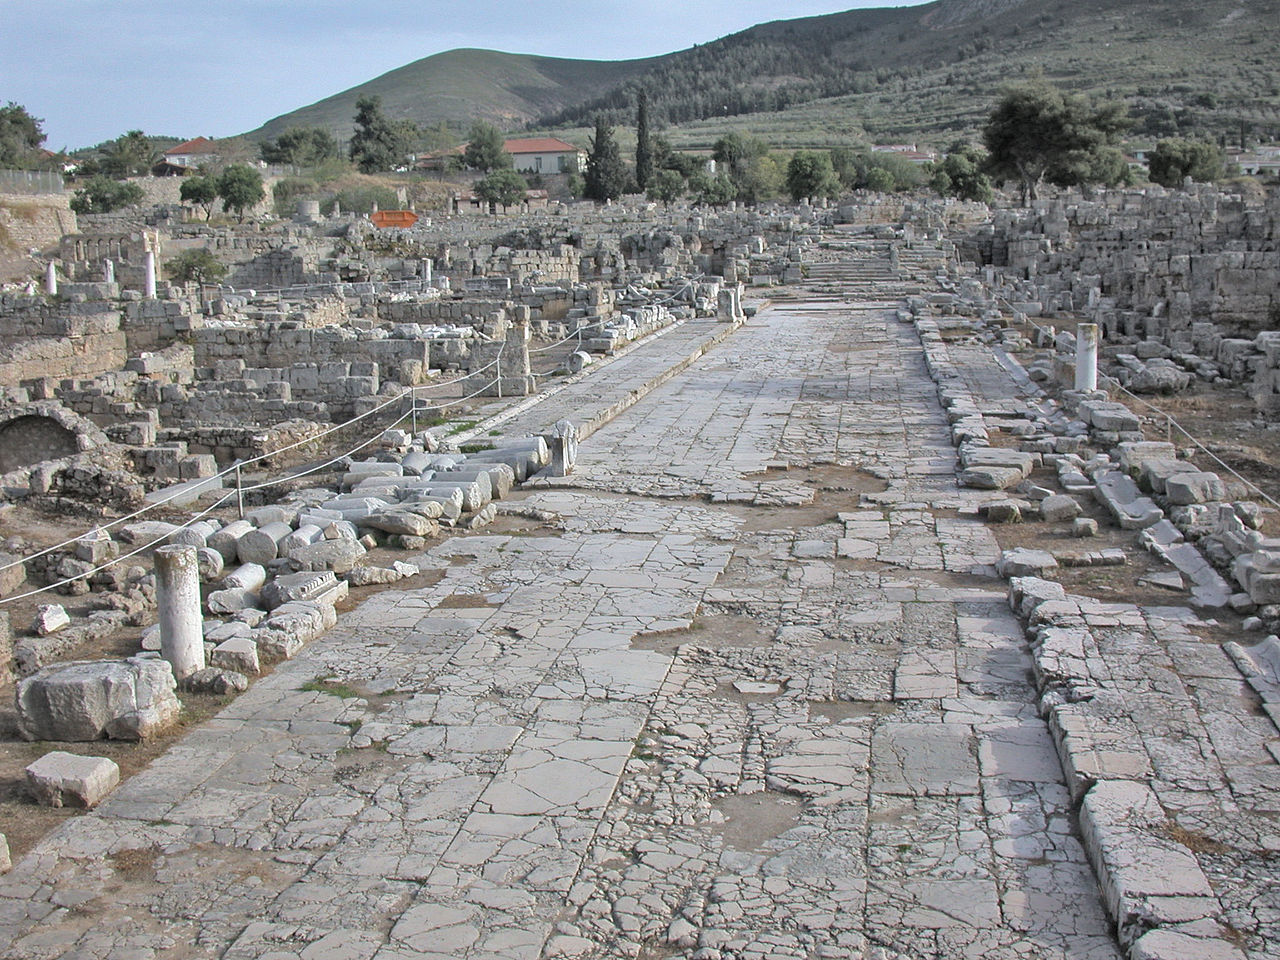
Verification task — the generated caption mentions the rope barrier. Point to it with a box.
[0,351,507,593]
[993,294,1280,511]
[0,489,239,607]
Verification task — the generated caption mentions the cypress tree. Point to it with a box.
[635,91,653,191]
[584,116,627,202]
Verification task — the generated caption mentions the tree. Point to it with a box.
[99,130,158,178]
[259,127,339,166]
[713,132,769,182]
[474,169,528,213]
[688,172,736,207]
[647,169,684,207]
[462,121,511,173]
[785,151,839,203]
[634,91,653,191]
[348,95,415,172]
[982,82,1129,204]
[179,175,219,221]
[166,248,227,284]
[1148,138,1225,188]
[69,176,144,214]
[930,142,994,203]
[737,155,782,204]
[864,167,895,193]
[216,164,264,221]
[584,117,627,202]
[0,101,46,169]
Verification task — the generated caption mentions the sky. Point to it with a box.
[2,0,931,151]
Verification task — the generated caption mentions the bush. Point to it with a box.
[166,248,227,284]
[69,176,144,214]
[272,177,319,216]
[321,185,399,215]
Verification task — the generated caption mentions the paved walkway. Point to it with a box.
[0,294,1169,959]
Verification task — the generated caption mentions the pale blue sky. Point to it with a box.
[2,0,930,150]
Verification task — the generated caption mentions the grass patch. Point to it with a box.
[301,677,362,699]
[459,442,495,454]
[446,420,478,435]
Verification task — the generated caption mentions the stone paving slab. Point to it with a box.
[6,281,1273,959]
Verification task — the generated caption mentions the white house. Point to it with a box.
[162,137,220,169]
[502,138,586,174]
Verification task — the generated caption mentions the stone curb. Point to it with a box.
[912,311,1245,960]
[577,317,746,444]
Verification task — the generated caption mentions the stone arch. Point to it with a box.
[0,415,79,473]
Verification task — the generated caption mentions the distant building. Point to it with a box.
[418,137,586,175]
[502,138,586,174]
[162,137,220,170]
[1230,146,1280,178]
[871,144,937,165]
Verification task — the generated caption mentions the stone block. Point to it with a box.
[287,538,367,573]
[1095,471,1164,530]
[363,510,438,538]
[25,751,120,808]
[1164,471,1226,506]
[0,552,27,598]
[997,548,1059,579]
[1039,494,1081,522]
[16,657,179,741]
[210,636,260,675]
[34,604,70,636]
[259,570,339,611]
[182,667,248,694]
[0,611,11,688]
[1079,780,1219,947]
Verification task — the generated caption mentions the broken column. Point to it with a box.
[144,250,157,299]
[45,261,57,296]
[154,545,204,679]
[1075,322,1099,393]
[103,258,115,284]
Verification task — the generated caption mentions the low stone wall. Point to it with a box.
[0,193,77,271]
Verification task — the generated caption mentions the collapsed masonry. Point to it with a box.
[961,184,1280,414]
[2,186,1277,739]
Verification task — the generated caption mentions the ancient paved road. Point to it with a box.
[0,299,1122,959]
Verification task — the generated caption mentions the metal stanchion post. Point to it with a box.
[234,461,245,519]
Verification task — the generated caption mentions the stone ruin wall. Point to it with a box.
[0,295,128,384]
[961,187,1280,413]
[0,193,77,264]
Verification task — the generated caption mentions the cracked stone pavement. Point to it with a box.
[1,294,1274,959]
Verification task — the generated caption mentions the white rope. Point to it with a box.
[0,355,505,583]
[236,374,502,494]
[994,294,1280,510]
[0,489,239,606]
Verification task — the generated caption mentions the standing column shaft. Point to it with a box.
[103,259,115,283]
[144,250,157,299]
[1075,322,1099,393]
[45,261,57,296]
[154,545,205,679]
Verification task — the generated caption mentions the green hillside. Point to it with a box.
[544,0,1280,147]
[247,0,1280,150]
[246,48,664,143]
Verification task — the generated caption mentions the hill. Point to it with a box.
[248,0,1280,151]
[245,48,663,143]
[543,0,1280,147]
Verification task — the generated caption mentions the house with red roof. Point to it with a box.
[162,137,220,170]
[417,137,586,175]
[503,138,586,174]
